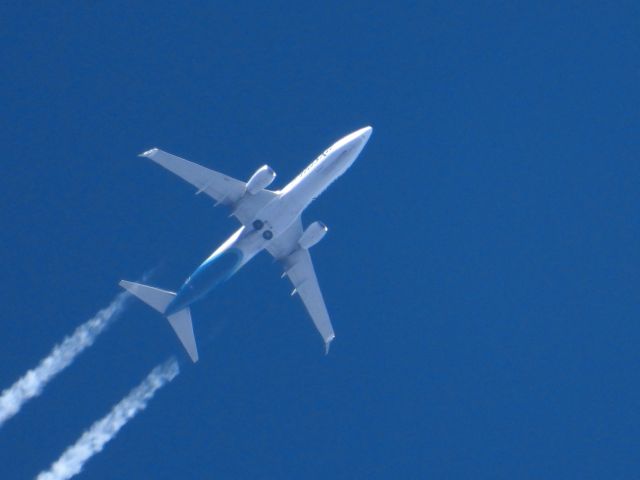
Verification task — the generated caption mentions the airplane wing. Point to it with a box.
[139,148,277,225]
[267,219,336,353]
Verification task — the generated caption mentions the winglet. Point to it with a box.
[324,333,335,355]
[139,148,159,158]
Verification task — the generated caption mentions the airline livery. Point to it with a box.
[120,126,373,361]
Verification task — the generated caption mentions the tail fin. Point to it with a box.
[119,280,199,362]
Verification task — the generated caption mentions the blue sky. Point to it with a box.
[1,2,638,478]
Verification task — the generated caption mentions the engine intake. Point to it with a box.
[298,221,328,250]
[246,165,276,194]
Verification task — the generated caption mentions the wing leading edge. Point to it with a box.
[267,219,335,353]
[139,148,277,225]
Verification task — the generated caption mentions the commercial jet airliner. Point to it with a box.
[120,126,372,362]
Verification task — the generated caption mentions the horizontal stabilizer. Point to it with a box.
[119,280,175,313]
[119,280,199,362]
[167,308,199,362]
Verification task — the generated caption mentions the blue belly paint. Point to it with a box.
[165,248,243,315]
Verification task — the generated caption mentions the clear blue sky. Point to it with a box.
[1,2,638,478]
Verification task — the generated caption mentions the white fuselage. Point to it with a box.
[214,126,371,263]
[167,127,372,314]
[258,128,370,235]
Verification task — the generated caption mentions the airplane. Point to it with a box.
[119,126,373,362]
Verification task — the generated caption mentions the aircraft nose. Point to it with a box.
[361,126,372,139]
[356,126,373,144]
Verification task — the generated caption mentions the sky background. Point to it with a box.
[0,2,638,479]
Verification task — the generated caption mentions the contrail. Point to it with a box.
[36,358,179,480]
[0,291,129,428]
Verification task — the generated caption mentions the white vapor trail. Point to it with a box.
[0,291,129,428]
[36,358,179,480]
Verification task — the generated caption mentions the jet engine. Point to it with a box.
[246,165,276,194]
[298,221,328,249]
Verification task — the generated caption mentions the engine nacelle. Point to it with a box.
[246,165,276,194]
[298,221,328,250]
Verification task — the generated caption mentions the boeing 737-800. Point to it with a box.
[120,126,372,362]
